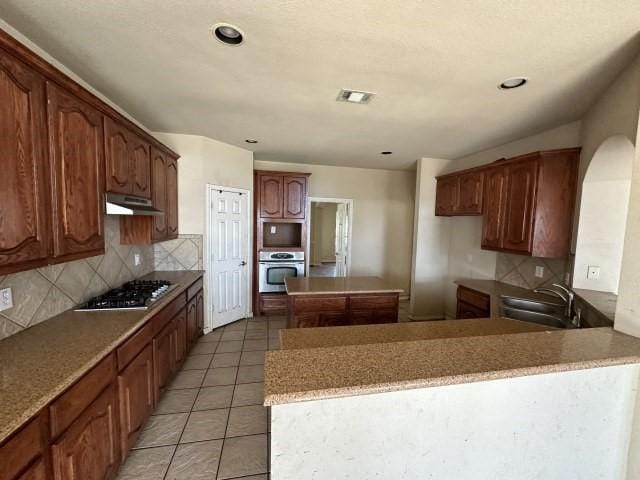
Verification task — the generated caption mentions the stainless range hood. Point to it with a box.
[105,193,164,216]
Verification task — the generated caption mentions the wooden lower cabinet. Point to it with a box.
[186,297,198,345]
[288,293,399,328]
[16,460,47,480]
[153,319,177,400]
[51,385,120,480]
[174,308,187,364]
[196,290,204,336]
[455,286,491,319]
[118,344,154,457]
[0,415,46,480]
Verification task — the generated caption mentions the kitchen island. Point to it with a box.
[265,318,640,480]
[284,276,403,328]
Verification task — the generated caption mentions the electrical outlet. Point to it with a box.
[134,253,142,266]
[270,226,277,234]
[587,266,600,280]
[535,266,544,278]
[0,287,13,311]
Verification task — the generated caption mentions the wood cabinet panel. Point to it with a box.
[116,323,153,371]
[196,289,204,337]
[0,51,50,275]
[435,176,458,216]
[295,312,348,328]
[129,134,151,198]
[457,170,484,215]
[186,297,197,345]
[51,385,120,480]
[502,159,538,253]
[0,415,45,480]
[260,293,289,314]
[103,116,130,195]
[456,300,489,319]
[118,344,153,457]
[165,157,179,239]
[350,295,398,310]
[456,286,490,312]
[259,175,284,218]
[293,296,347,314]
[174,308,187,364]
[481,166,508,250]
[153,319,176,400]
[16,459,47,480]
[47,82,105,261]
[49,354,117,440]
[151,147,167,241]
[283,176,306,219]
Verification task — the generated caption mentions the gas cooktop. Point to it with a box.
[74,280,177,311]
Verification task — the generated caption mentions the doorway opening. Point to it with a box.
[206,185,252,330]
[307,197,353,277]
[573,135,634,294]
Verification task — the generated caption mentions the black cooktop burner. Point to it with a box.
[75,280,173,311]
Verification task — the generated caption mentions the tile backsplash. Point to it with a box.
[0,218,203,341]
[495,253,570,290]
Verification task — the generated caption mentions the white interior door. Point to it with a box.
[210,188,249,328]
[335,203,349,277]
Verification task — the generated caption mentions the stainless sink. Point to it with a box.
[500,295,575,329]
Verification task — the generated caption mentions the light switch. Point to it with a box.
[134,253,142,266]
[535,266,544,278]
[587,266,600,280]
[0,287,13,312]
[270,226,277,234]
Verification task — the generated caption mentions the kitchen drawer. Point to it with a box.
[152,292,186,335]
[293,296,347,314]
[49,353,117,439]
[456,286,490,311]
[260,294,288,312]
[117,322,153,371]
[0,415,45,480]
[187,278,203,301]
[350,295,398,310]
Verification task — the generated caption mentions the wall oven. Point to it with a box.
[259,251,305,293]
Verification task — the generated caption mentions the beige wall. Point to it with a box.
[153,133,254,235]
[254,160,415,294]
[441,121,582,317]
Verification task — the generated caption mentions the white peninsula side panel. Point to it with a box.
[271,364,639,480]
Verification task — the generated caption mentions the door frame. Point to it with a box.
[205,184,253,332]
[306,197,353,277]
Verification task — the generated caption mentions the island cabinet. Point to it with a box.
[288,293,400,328]
[455,286,491,319]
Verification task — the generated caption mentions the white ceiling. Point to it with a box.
[2,1,640,170]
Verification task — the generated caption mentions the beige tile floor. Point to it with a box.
[115,315,284,480]
[116,301,410,480]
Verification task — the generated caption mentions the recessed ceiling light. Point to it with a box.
[245,139,258,144]
[380,151,393,155]
[336,89,375,104]
[499,77,527,89]
[211,23,244,45]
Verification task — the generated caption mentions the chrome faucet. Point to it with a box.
[533,284,574,318]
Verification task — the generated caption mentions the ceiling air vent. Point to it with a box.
[336,89,375,104]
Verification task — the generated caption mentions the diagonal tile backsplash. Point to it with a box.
[0,216,184,341]
[495,253,570,290]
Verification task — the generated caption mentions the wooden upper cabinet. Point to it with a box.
[130,134,151,198]
[435,176,458,216]
[457,171,484,215]
[104,116,131,195]
[283,176,306,219]
[151,147,167,241]
[47,82,105,261]
[165,157,179,239]
[51,385,120,480]
[0,51,50,275]
[259,175,284,218]
[502,159,538,253]
[481,166,508,250]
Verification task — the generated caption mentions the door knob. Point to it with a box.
[239,261,247,266]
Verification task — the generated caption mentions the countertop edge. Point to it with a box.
[0,270,204,445]
[286,288,404,296]
[264,355,640,406]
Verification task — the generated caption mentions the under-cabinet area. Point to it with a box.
[0,272,204,480]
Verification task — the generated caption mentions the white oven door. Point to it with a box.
[259,262,304,293]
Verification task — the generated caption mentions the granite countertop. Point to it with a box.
[455,279,614,327]
[0,270,203,444]
[280,317,553,350]
[285,276,404,295]
[264,321,640,406]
